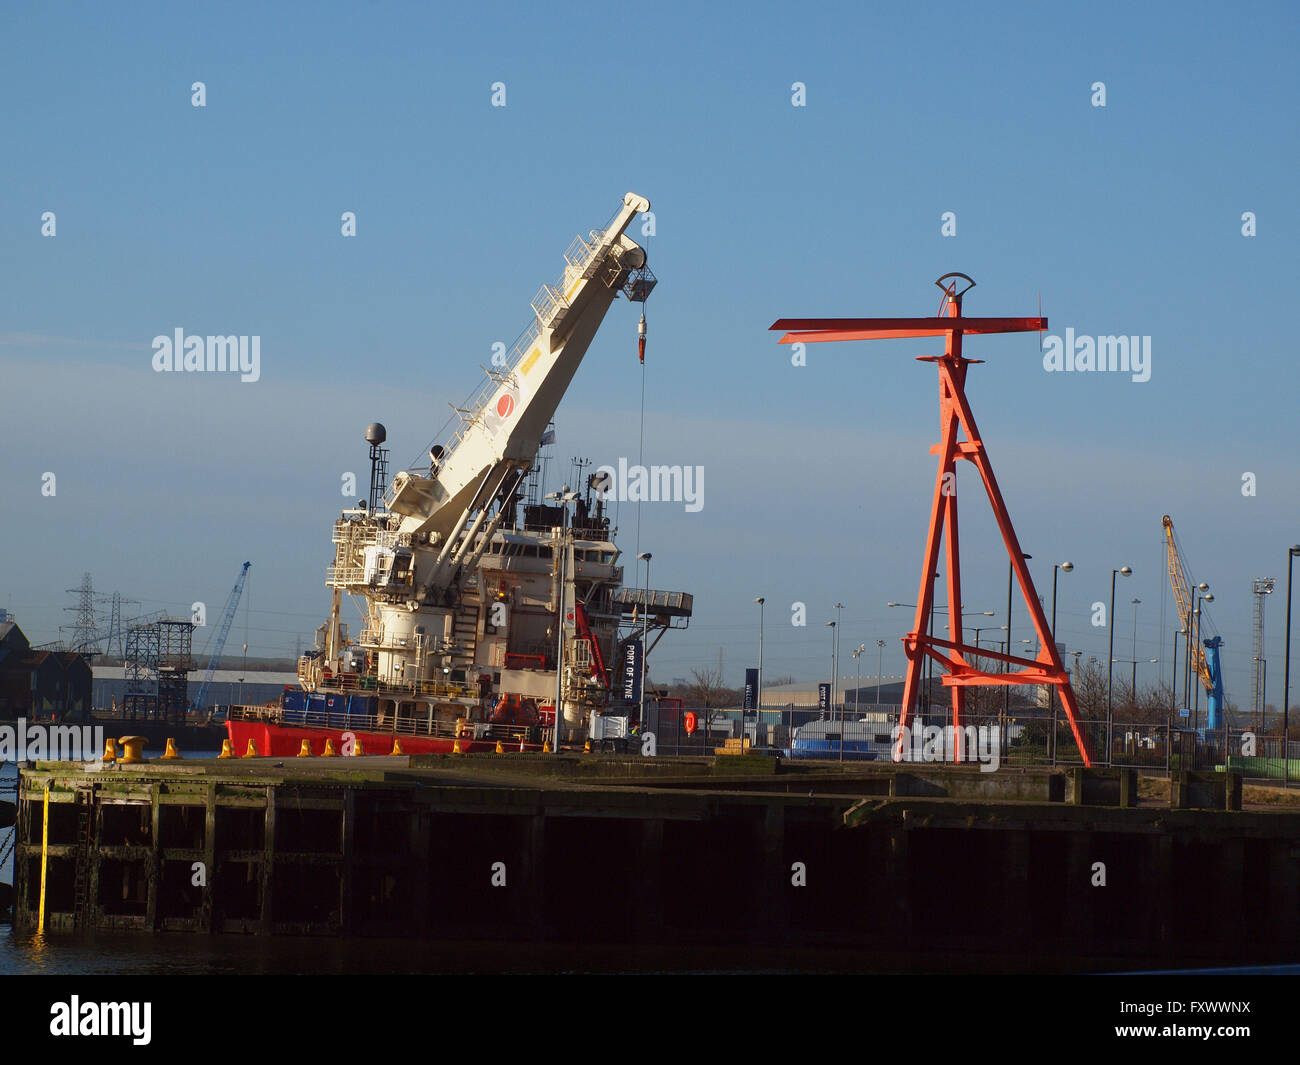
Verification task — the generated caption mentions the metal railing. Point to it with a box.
[229,703,534,744]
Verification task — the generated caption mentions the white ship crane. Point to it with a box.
[307,193,681,738]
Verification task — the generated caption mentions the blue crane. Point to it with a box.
[190,562,251,717]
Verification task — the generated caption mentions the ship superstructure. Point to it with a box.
[229,193,692,756]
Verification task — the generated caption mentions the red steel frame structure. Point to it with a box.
[771,273,1092,765]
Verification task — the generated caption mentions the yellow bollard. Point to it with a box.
[322,737,337,757]
[218,738,234,758]
[297,739,312,757]
[494,740,504,754]
[244,738,258,758]
[583,739,592,753]
[451,738,463,754]
[102,737,118,764]
[350,737,364,756]
[161,738,183,760]
[118,736,147,764]
[542,740,551,753]
[391,738,404,756]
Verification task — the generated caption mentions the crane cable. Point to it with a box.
[635,306,647,560]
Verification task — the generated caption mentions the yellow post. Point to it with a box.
[494,740,504,754]
[297,739,312,757]
[118,736,147,764]
[244,738,258,758]
[161,738,182,760]
[218,738,234,758]
[38,784,50,934]
[391,738,404,756]
[102,737,118,764]
[322,738,337,757]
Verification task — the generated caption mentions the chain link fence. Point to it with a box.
[647,706,1296,787]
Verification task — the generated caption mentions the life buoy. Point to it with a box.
[684,711,698,735]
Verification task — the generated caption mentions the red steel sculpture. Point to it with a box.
[771,273,1092,766]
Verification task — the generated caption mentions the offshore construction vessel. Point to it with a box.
[227,193,692,757]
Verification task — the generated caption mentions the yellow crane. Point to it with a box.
[1162,514,1226,727]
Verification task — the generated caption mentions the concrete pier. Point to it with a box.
[12,755,1300,970]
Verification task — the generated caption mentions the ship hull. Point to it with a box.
[225,718,532,758]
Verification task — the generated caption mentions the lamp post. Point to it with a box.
[1171,628,1184,716]
[1048,561,1073,761]
[1106,565,1132,765]
[1185,582,1208,715]
[1284,546,1300,740]
[1005,554,1032,753]
[754,596,765,742]
[852,644,866,715]
[1130,598,1142,702]
[875,639,884,706]
[825,621,836,720]
[546,485,579,751]
[1192,590,1213,731]
[638,551,651,740]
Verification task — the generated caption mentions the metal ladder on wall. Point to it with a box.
[72,784,95,930]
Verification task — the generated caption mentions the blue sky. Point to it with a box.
[1,1,1297,708]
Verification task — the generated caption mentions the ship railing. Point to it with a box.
[229,703,535,743]
[314,674,473,700]
[326,564,365,585]
[530,282,568,326]
[332,519,379,546]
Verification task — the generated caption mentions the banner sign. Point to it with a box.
[621,639,643,703]
[743,668,758,712]
[818,683,830,714]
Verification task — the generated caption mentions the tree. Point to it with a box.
[684,666,740,709]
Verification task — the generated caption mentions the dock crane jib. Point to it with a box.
[387,191,652,550]
[1162,514,1226,729]
[190,561,251,717]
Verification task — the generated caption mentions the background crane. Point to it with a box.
[189,562,251,718]
[1162,515,1226,730]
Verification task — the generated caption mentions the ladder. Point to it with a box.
[72,784,95,930]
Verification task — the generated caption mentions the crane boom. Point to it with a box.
[1162,515,1225,727]
[387,192,651,551]
[190,562,251,714]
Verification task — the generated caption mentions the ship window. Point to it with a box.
[825,733,841,742]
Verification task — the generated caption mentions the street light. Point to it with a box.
[1106,565,1132,765]
[546,485,579,751]
[1171,628,1185,715]
[875,639,885,705]
[1284,547,1300,741]
[851,644,867,714]
[1130,598,1142,701]
[637,551,651,743]
[754,596,765,742]
[1192,590,1213,731]
[1005,554,1032,750]
[1048,561,1074,761]
[1185,582,1208,715]
[824,621,836,720]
